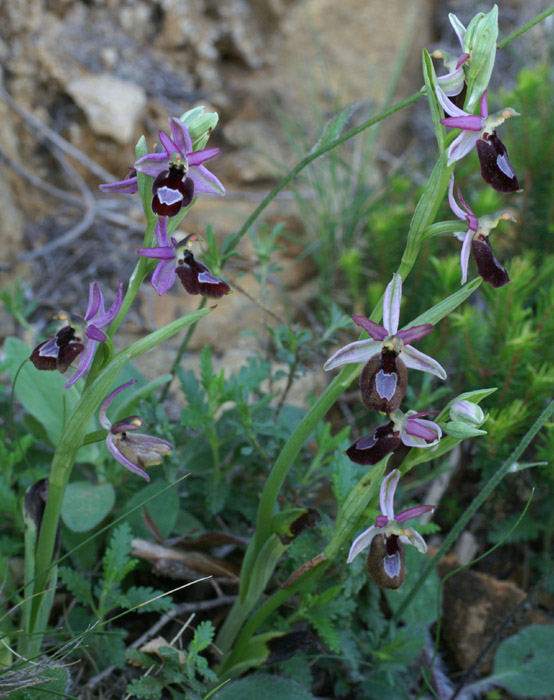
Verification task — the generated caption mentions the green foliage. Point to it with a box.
[487,625,554,697]
[126,620,218,699]
[61,481,115,532]
[213,675,315,700]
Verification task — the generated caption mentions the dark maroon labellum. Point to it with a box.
[175,251,231,298]
[471,235,510,288]
[151,166,195,217]
[360,351,408,413]
[30,326,84,373]
[346,422,401,465]
[476,131,520,193]
[367,533,405,589]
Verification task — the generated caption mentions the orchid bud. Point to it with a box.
[464,6,499,113]
[445,399,487,438]
[180,107,220,151]
[450,399,485,426]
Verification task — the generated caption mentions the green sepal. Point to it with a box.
[422,49,445,152]
[464,6,499,113]
[444,421,488,439]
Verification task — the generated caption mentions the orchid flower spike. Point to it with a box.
[435,87,520,193]
[30,282,122,388]
[324,274,446,413]
[346,409,442,466]
[347,469,435,589]
[100,117,224,216]
[138,218,231,298]
[99,379,174,482]
[449,176,515,287]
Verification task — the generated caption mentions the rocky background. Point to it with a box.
[0,0,550,679]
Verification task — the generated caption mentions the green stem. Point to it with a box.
[29,308,212,643]
[228,92,423,252]
[392,399,554,622]
[218,142,454,655]
[497,6,554,49]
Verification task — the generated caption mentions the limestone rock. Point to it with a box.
[438,557,550,674]
[67,75,146,145]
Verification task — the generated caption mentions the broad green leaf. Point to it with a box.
[489,624,554,697]
[61,481,115,532]
[213,674,315,700]
[124,480,179,540]
[8,667,70,700]
[4,337,97,461]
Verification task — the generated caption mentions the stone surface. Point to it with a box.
[438,555,550,674]
[67,75,147,145]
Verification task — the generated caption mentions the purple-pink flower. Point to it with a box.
[30,282,122,388]
[138,218,231,298]
[346,409,442,466]
[432,13,469,97]
[99,379,173,482]
[435,87,520,193]
[347,469,435,589]
[324,274,446,413]
[448,176,514,287]
[100,117,225,215]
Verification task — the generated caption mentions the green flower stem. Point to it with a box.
[220,459,389,671]
[217,139,455,655]
[393,398,554,622]
[29,308,212,644]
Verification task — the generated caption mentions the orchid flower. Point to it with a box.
[346,409,442,466]
[324,274,446,413]
[435,87,520,193]
[99,379,173,482]
[100,117,224,215]
[30,282,122,388]
[347,469,435,589]
[432,14,469,97]
[138,218,231,298]
[449,176,515,287]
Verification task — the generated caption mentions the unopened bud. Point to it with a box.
[450,399,485,427]
[180,107,219,151]
[464,6,499,113]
